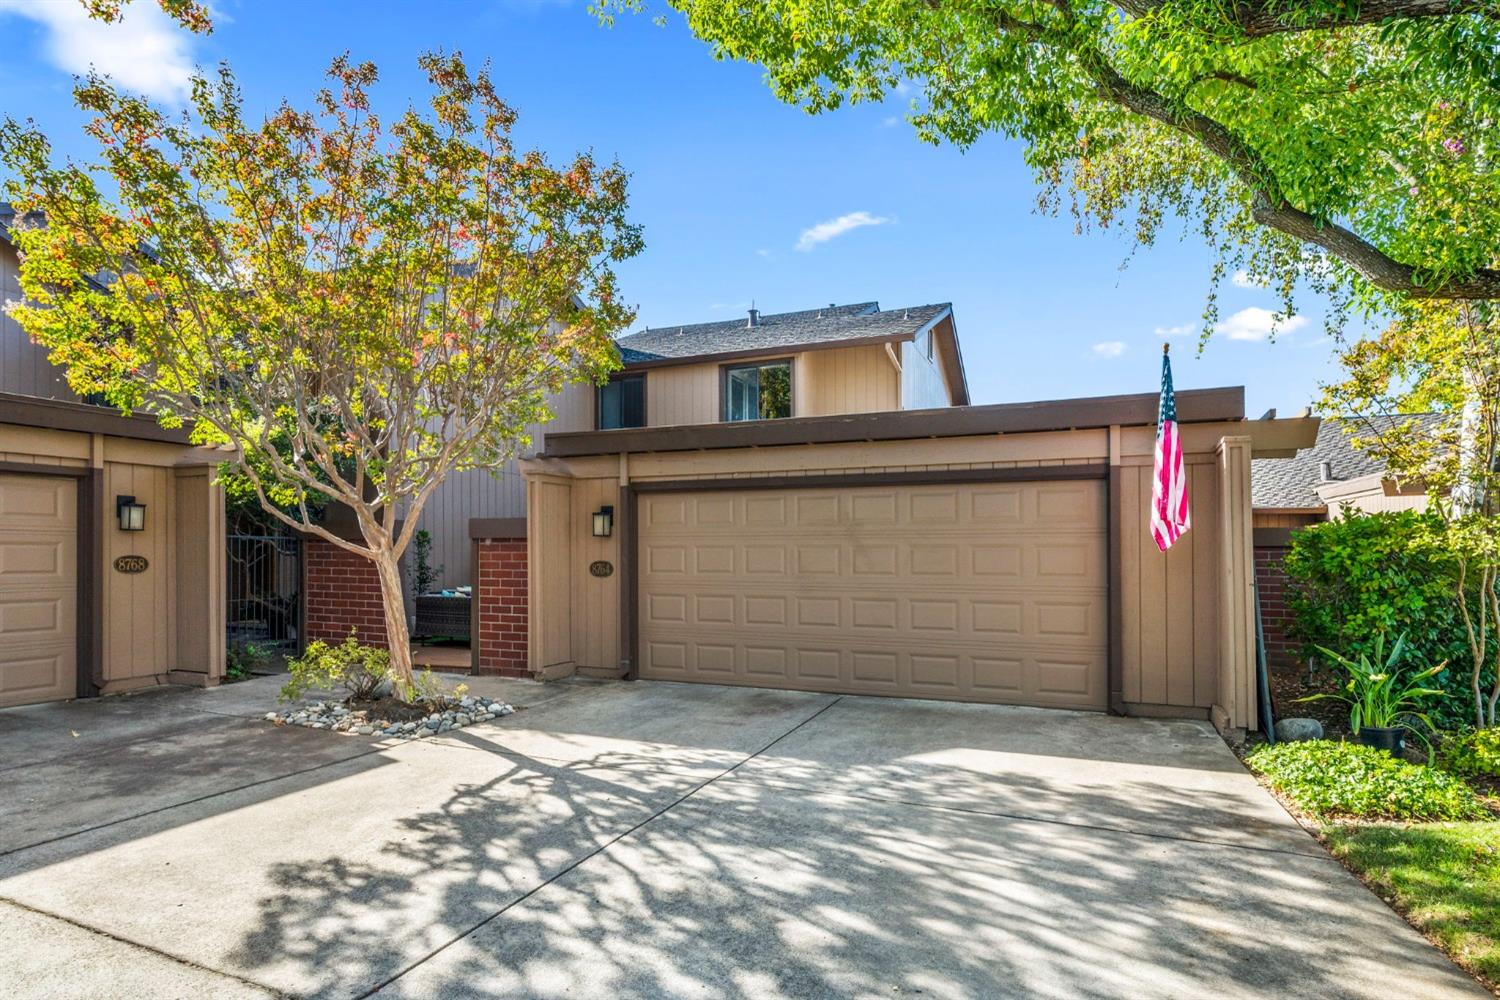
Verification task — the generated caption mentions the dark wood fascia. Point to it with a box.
[468,516,528,540]
[543,386,1245,459]
[1252,526,1301,547]
[0,392,193,445]
[620,331,916,373]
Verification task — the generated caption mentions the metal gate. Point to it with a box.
[226,531,303,656]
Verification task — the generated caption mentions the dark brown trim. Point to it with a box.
[0,392,193,444]
[631,464,1110,495]
[593,371,647,432]
[1252,526,1300,547]
[621,485,639,681]
[79,468,104,697]
[1107,465,1125,716]
[469,537,481,674]
[932,314,970,406]
[543,386,1246,458]
[719,356,795,423]
[468,516,527,540]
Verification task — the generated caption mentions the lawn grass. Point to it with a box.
[1323,821,1500,989]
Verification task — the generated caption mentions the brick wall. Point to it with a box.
[1255,545,1300,671]
[304,540,389,645]
[475,538,528,677]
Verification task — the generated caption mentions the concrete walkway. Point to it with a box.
[0,676,1484,999]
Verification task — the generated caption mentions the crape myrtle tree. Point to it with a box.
[0,54,642,694]
[1322,301,1500,726]
[599,0,1500,323]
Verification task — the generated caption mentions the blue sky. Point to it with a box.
[0,0,1354,415]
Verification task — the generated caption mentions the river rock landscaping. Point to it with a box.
[266,695,515,738]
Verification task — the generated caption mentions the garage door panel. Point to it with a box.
[0,474,77,708]
[639,481,1107,709]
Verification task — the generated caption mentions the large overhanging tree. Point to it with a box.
[0,53,642,693]
[602,0,1499,321]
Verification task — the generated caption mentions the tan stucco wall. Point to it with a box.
[521,418,1269,729]
[0,421,227,695]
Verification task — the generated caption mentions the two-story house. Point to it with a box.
[409,301,968,590]
[0,206,228,708]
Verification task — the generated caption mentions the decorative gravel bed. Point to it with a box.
[266,695,516,738]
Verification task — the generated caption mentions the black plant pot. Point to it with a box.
[1356,725,1407,757]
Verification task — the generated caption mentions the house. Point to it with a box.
[0,207,228,708]
[409,301,968,591]
[342,302,969,667]
[1251,414,1436,669]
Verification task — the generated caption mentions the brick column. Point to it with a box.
[304,539,389,645]
[1255,545,1300,671]
[472,520,528,677]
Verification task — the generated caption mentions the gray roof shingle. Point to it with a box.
[613,301,951,365]
[1251,413,1444,509]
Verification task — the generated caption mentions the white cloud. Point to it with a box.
[882,115,900,128]
[0,0,198,103]
[1092,341,1127,359]
[1231,269,1264,289]
[1154,323,1195,338]
[1215,306,1308,342]
[795,211,891,252]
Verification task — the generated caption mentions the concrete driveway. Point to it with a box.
[0,675,1484,1000]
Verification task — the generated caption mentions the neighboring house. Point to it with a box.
[0,206,228,708]
[411,302,967,589]
[1251,413,1437,669]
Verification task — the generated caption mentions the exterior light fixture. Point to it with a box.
[592,505,614,538]
[116,495,147,532]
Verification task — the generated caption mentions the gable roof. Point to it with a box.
[612,300,967,404]
[1251,413,1444,509]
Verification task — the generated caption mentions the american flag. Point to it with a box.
[1151,346,1190,552]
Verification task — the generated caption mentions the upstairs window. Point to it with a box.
[597,374,646,430]
[723,360,792,422]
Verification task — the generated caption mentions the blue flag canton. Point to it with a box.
[1158,354,1177,428]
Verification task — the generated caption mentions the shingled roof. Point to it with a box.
[614,301,951,365]
[1252,413,1443,509]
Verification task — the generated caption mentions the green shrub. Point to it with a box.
[1284,511,1490,727]
[1246,740,1488,821]
[1438,729,1500,780]
[280,632,390,702]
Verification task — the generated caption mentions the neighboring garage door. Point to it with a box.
[0,474,78,708]
[638,479,1108,709]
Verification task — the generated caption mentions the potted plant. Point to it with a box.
[1297,633,1447,758]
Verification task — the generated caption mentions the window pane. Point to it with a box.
[621,375,645,427]
[758,363,791,419]
[599,376,645,429]
[726,366,758,421]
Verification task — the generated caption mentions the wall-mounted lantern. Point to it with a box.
[591,505,614,538]
[116,495,147,532]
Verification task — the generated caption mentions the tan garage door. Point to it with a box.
[638,479,1108,709]
[0,474,78,708]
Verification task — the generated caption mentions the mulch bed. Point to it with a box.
[1269,664,1352,739]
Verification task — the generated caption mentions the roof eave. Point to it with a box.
[617,330,920,371]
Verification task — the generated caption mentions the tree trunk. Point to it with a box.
[370,545,415,697]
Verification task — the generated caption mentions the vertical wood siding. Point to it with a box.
[646,363,719,426]
[901,336,950,409]
[0,242,78,401]
[795,345,900,416]
[415,382,592,588]
[1118,458,1222,710]
[102,462,174,684]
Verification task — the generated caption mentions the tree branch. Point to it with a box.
[1112,0,1499,37]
